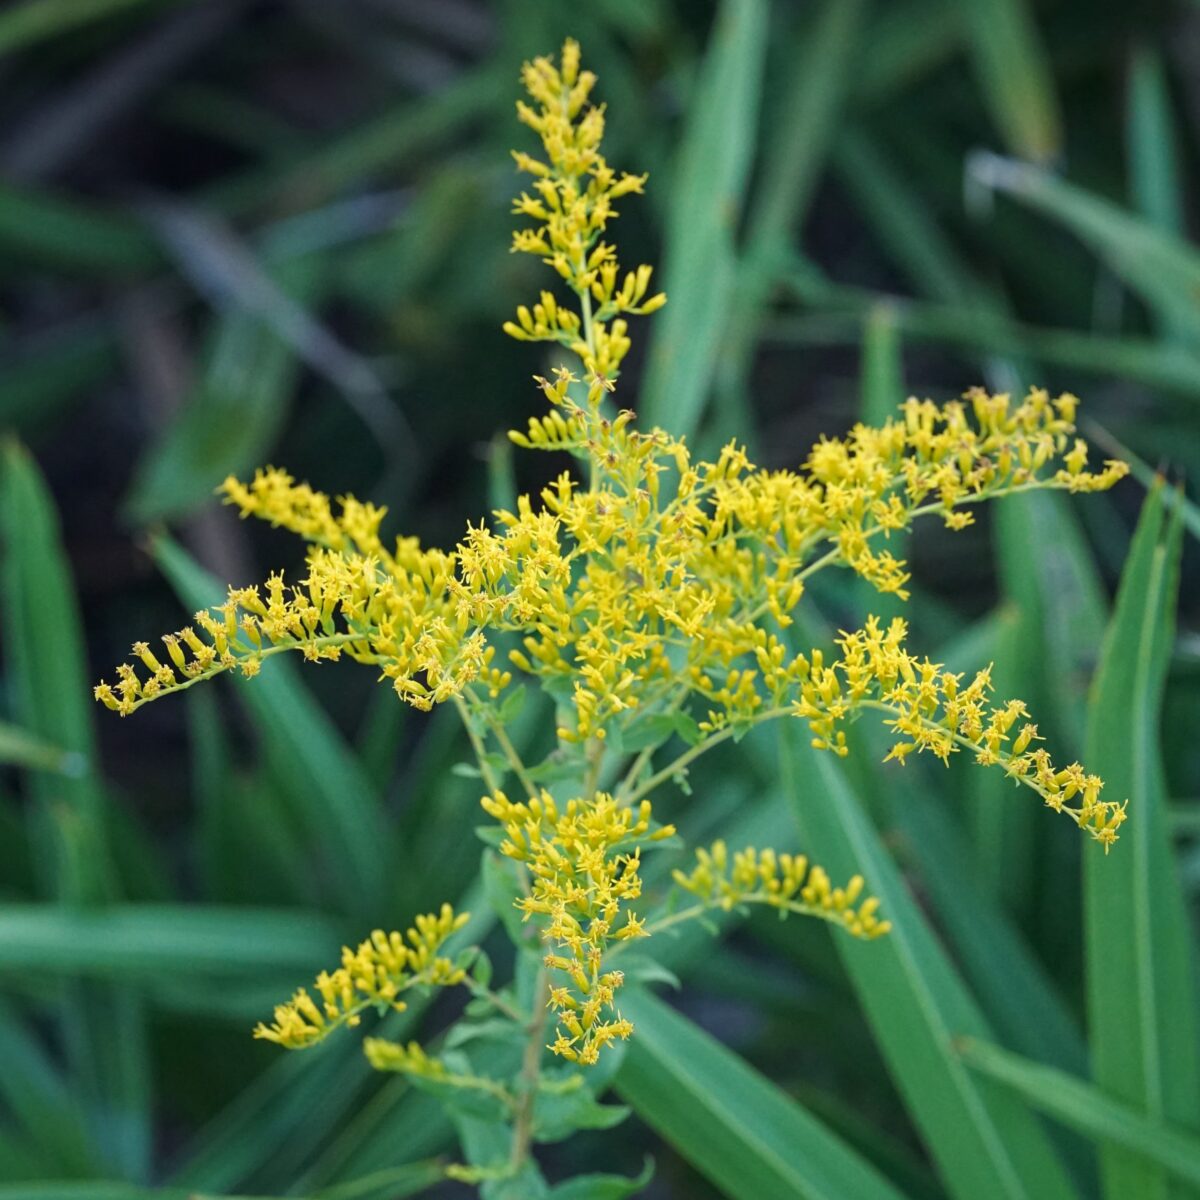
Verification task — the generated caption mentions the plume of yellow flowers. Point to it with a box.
[96,38,1129,1089]
[671,840,891,939]
[483,789,675,1064]
[504,37,665,384]
[253,905,468,1049]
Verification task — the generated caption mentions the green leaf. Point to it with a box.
[615,988,909,1200]
[0,720,84,776]
[969,152,1200,344]
[0,439,150,1177]
[0,0,181,55]
[640,0,768,440]
[959,1038,1200,1189]
[545,1158,654,1199]
[1127,48,1187,344]
[123,263,310,522]
[781,726,1076,1200]
[958,0,1062,161]
[859,303,904,428]
[1084,484,1200,1198]
[0,184,156,273]
[0,905,341,976]
[150,533,389,916]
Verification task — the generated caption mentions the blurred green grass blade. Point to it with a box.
[0,998,99,1173]
[995,490,1107,752]
[773,275,1200,399]
[957,0,1061,162]
[356,687,405,791]
[1127,49,1189,346]
[151,533,389,917]
[970,152,1200,343]
[640,0,768,440]
[716,0,865,444]
[0,905,341,975]
[859,303,904,427]
[124,280,306,522]
[883,761,1088,1078]
[781,727,1076,1200]
[0,721,83,776]
[1127,50,1184,241]
[615,988,910,1200]
[834,133,972,304]
[0,1178,442,1200]
[0,440,151,1178]
[0,324,117,428]
[959,1038,1200,1189]
[0,184,157,273]
[1084,484,1200,1197]
[853,0,964,102]
[1085,422,1200,543]
[0,0,178,55]
[203,64,505,218]
[745,0,865,253]
[0,440,107,895]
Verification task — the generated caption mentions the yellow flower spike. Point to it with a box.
[673,843,891,940]
[506,38,665,389]
[253,905,469,1050]
[791,616,1125,847]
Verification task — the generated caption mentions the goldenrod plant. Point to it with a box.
[95,40,1128,1197]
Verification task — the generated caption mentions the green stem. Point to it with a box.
[623,706,793,806]
[509,964,550,1171]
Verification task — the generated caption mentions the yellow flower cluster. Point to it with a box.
[254,905,469,1049]
[482,788,674,1064]
[363,1037,447,1078]
[504,37,665,384]
[96,38,1130,1089]
[793,616,1127,848]
[96,471,510,715]
[672,841,891,939]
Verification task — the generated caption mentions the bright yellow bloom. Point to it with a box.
[791,616,1127,849]
[483,788,674,1065]
[672,840,891,939]
[254,905,468,1049]
[96,38,1132,1085]
[504,37,665,385]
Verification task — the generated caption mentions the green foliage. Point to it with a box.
[2,2,1198,1198]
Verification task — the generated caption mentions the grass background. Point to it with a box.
[0,0,1198,1196]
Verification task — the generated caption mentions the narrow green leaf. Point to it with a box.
[957,0,1061,161]
[0,0,179,55]
[0,905,341,975]
[0,721,83,776]
[615,988,910,1200]
[782,727,1076,1200]
[640,0,768,440]
[0,184,157,273]
[1126,47,1192,343]
[773,274,1200,399]
[859,303,904,427]
[1084,484,1200,1198]
[124,263,310,522]
[1127,50,1184,244]
[960,1038,1200,1189]
[545,1159,654,1199]
[0,439,151,1177]
[969,152,1200,343]
[150,533,389,917]
[716,0,866,444]
[1084,422,1200,544]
